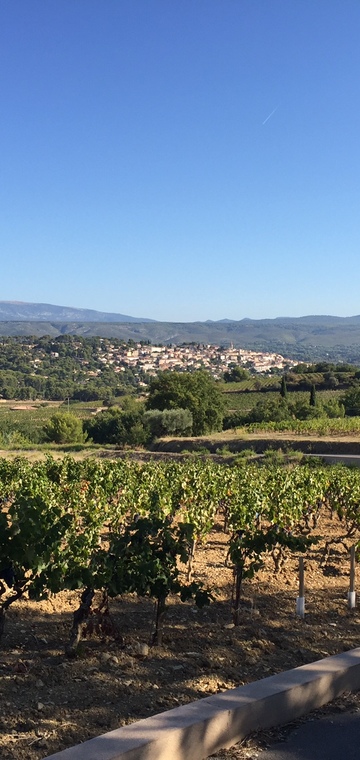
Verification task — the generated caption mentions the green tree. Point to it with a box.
[309,384,316,407]
[342,386,360,416]
[223,366,250,383]
[84,407,148,446]
[102,391,117,407]
[43,413,86,444]
[290,401,325,420]
[322,399,345,418]
[324,371,339,389]
[280,375,288,399]
[146,371,225,435]
[247,398,291,424]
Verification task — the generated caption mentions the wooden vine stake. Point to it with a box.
[296,556,305,618]
[348,545,356,610]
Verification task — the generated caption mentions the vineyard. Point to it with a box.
[1,456,360,759]
[240,416,360,436]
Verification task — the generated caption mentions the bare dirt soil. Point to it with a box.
[153,431,360,456]
[1,510,360,760]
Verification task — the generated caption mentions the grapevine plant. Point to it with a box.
[0,455,359,651]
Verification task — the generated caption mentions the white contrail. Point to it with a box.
[262,106,278,125]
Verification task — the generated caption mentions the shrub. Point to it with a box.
[144,408,193,439]
[84,407,148,446]
[43,413,86,444]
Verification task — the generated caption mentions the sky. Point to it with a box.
[1,1,360,322]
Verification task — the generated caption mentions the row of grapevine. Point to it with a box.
[244,416,360,435]
[0,455,359,650]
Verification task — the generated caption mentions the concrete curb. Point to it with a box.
[43,648,360,760]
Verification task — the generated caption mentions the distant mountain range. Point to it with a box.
[0,301,155,323]
[1,301,360,363]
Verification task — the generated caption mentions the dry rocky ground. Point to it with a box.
[1,510,360,760]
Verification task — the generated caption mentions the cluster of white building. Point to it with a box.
[91,342,293,380]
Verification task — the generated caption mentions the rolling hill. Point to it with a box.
[0,303,360,362]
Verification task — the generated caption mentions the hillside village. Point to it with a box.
[0,337,297,403]
[81,341,294,380]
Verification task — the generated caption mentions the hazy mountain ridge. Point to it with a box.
[0,301,155,323]
[0,302,360,362]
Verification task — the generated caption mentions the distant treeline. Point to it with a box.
[1,333,360,404]
[2,362,360,449]
[0,335,143,402]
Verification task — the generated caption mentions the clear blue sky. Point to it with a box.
[1,1,360,321]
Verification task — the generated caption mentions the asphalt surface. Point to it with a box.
[259,711,360,760]
[309,454,360,467]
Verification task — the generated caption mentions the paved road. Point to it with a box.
[309,454,360,467]
[259,711,360,760]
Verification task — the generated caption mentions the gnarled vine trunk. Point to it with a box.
[65,587,95,657]
[151,596,167,646]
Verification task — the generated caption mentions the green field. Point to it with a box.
[0,386,355,450]
[222,388,343,413]
[241,415,360,436]
[0,400,100,444]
